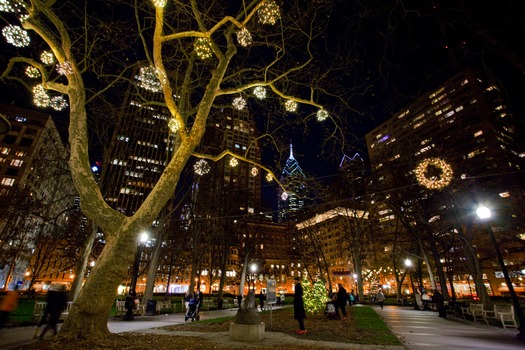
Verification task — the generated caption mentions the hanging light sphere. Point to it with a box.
[232,96,247,110]
[281,192,288,200]
[194,159,211,176]
[40,51,54,65]
[50,96,68,111]
[56,61,73,75]
[253,86,266,99]
[251,167,259,176]
[257,0,280,25]
[236,27,252,47]
[316,109,329,122]
[168,118,180,133]
[194,37,213,60]
[136,66,161,92]
[285,99,298,112]
[414,157,453,190]
[152,0,167,7]
[266,173,273,182]
[25,66,40,78]
[230,157,239,167]
[32,85,50,107]
[2,25,30,47]
[0,0,23,12]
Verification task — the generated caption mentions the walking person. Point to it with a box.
[293,277,307,335]
[37,284,68,339]
[0,286,19,329]
[376,289,385,310]
[433,289,446,318]
[336,283,348,320]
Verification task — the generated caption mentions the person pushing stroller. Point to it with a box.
[185,295,200,322]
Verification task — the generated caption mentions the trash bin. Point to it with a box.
[146,299,157,316]
[217,298,223,310]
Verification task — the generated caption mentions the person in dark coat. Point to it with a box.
[433,289,446,318]
[37,284,68,339]
[336,283,348,320]
[293,277,307,334]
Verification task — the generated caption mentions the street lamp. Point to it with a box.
[249,263,257,292]
[405,259,418,310]
[476,205,525,340]
[129,232,148,295]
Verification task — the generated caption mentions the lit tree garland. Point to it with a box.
[414,157,453,190]
[151,0,166,7]
[266,173,273,182]
[25,66,40,78]
[316,109,329,122]
[236,27,252,47]
[32,84,50,107]
[253,86,266,99]
[194,37,213,60]
[232,96,247,110]
[229,157,239,167]
[56,61,73,75]
[50,96,68,111]
[194,159,211,176]
[167,118,180,133]
[257,0,280,25]
[136,66,161,92]
[285,99,297,112]
[251,167,258,176]
[40,51,54,65]
[2,25,30,47]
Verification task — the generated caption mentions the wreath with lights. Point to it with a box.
[414,158,453,190]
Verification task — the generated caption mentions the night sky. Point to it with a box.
[1,1,524,207]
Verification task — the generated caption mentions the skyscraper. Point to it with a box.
[278,143,306,222]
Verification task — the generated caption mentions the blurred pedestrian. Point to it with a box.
[0,286,20,329]
[37,284,68,339]
[376,289,385,310]
[335,283,348,320]
[293,277,307,335]
[433,289,446,318]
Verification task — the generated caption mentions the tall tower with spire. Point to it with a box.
[277,142,306,222]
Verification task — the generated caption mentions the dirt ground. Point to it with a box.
[18,308,391,350]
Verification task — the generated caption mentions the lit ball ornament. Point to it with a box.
[194,159,211,176]
[40,51,54,65]
[32,85,50,107]
[266,173,273,182]
[230,157,238,167]
[2,25,30,47]
[236,27,252,47]
[152,0,166,7]
[253,86,266,99]
[251,167,258,176]
[0,0,23,12]
[136,66,161,92]
[232,96,247,110]
[281,192,288,200]
[25,66,40,78]
[414,158,453,190]
[316,109,329,122]
[167,118,180,133]
[50,96,68,111]
[194,37,213,60]
[285,99,298,112]
[56,61,73,75]
[258,0,280,25]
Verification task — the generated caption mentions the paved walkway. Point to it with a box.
[0,305,523,349]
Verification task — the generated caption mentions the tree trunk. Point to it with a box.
[69,221,96,302]
[143,229,163,306]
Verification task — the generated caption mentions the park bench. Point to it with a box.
[31,301,74,322]
[200,299,213,310]
[156,300,172,313]
[498,306,517,329]
[461,303,484,322]
[114,299,145,317]
[482,304,513,326]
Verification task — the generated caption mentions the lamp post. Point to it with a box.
[405,259,419,310]
[249,263,257,292]
[129,232,148,295]
[476,205,525,340]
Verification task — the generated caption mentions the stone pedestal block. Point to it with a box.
[229,322,265,342]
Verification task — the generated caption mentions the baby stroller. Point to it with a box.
[185,297,200,322]
[324,301,339,320]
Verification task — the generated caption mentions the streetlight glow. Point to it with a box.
[476,205,491,219]
[140,232,148,243]
[404,259,412,268]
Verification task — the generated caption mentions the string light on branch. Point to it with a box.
[194,159,211,176]
[136,66,161,92]
[414,157,453,190]
[232,96,247,110]
[167,118,180,133]
[32,85,50,107]
[40,51,54,65]
[316,109,329,122]
[257,0,280,25]
[25,66,40,78]
[56,61,73,75]
[281,192,288,201]
[2,25,30,47]
[285,99,298,112]
[194,37,213,60]
[236,27,252,47]
[0,0,23,12]
[266,173,273,182]
[251,167,259,176]
[253,86,266,99]
[230,157,238,167]
[50,96,68,111]
[151,0,166,7]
